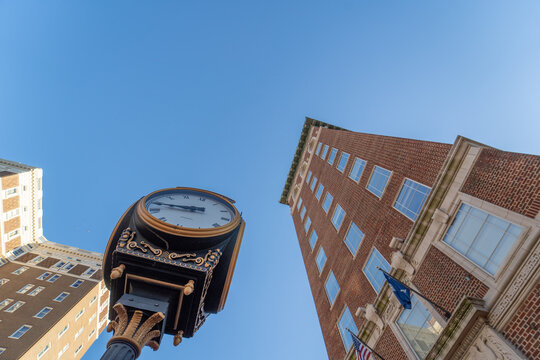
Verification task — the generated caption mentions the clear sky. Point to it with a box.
[1,1,539,359]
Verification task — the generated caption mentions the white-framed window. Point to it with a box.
[47,274,61,283]
[37,343,50,359]
[0,278,9,286]
[28,286,45,296]
[9,325,31,339]
[89,295,97,306]
[89,313,96,323]
[82,268,97,277]
[54,292,69,302]
[0,298,13,311]
[74,344,83,355]
[5,301,25,313]
[324,271,340,306]
[71,279,84,288]
[11,247,25,257]
[315,183,324,200]
[338,306,358,351]
[75,308,85,321]
[4,187,18,198]
[58,343,69,358]
[297,197,303,211]
[397,295,443,358]
[337,152,349,173]
[58,324,69,339]
[37,198,42,210]
[52,261,66,270]
[12,266,29,275]
[328,148,338,165]
[367,166,392,198]
[394,179,430,220]
[322,192,333,213]
[304,217,311,233]
[37,177,42,191]
[17,284,34,294]
[5,208,19,221]
[34,307,52,319]
[344,223,365,256]
[309,230,318,249]
[310,176,317,191]
[88,328,96,339]
[363,248,391,293]
[321,145,329,159]
[61,263,74,272]
[29,256,44,265]
[37,272,51,280]
[0,258,7,267]
[305,171,312,184]
[315,248,327,273]
[316,142,323,155]
[7,229,20,240]
[0,348,5,355]
[300,206,307,220]
[443,203,523,275]
[331,204,346,231]
[75,326,84,339]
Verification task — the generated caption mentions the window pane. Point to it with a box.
[331,205,346,231]
[367,166,391,198]
[337,152,349,173]
[349,158,366,182]
[344,223,364,255]
[304,217,311,233]
[297,197,303,210]
[324,271,340,306]
[321,145,329,159]
[316,142,322,155]
[393,179,430,220]
[328,148,338,165]
[300,206,306,220]
[306,171,312,184]
[323,193,333,213]
[316,184,324,200]
[315,248,327,273]
[310,177,317,191]
[338,307,358,350]
[363,248,391,293]
[309,230,318,249]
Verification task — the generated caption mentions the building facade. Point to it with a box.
[280,118,540,360]
[0,159,109,360]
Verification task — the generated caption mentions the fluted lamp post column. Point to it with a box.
[101,188,245,359]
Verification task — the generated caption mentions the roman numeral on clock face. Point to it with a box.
[159,217,167,221]
[212,223,220,227]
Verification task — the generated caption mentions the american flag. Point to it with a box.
[351,333,372,360]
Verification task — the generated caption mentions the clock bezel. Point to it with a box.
[136,187,241,238]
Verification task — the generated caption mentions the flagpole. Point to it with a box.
[377,268,452,319]
[346,328,387,360]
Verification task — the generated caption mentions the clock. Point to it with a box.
[135,187,241,238]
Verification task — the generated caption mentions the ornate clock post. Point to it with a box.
[101,188,245,359]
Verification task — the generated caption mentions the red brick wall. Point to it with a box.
[374,327,408,360]
[503,282,540,360]
[290,128,451,359]
[462,149,540,219]
[413,246,489,315]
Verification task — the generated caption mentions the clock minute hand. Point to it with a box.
[154,202,205,212]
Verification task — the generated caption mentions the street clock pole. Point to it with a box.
[101,188,245,359]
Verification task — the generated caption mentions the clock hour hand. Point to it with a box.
[154,202,205,212]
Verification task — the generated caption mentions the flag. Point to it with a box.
[382,271,412,310]
[351,333,372,360]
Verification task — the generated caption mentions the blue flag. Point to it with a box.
[382,271,412,310]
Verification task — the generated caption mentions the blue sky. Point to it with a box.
[1,1,539,359]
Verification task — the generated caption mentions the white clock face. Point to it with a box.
[145,190,236,229]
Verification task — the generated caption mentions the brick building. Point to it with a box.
[280,118,540,360]
[0,159,109,359]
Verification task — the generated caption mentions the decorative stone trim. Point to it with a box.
[389,237,404,250]
[464,325,527,360]
[432,208,449,224]
[390,251,415,276]
[364,304,384,330]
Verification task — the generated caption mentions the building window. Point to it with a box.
[315,183,324,200]
[12,266,29,275]
[394,179,431,220]
[47,274,60,283]
[337,152,349,173]
[0,298,13,311]
[300,206,306,220]
[4,187,18,197]
[90,295,97,306]
[328,148,338,165]
[315,142,322,155]
[89,313,97,323]
[324,271,340,306]
[315,248,327,273]
[5,300,25,313]
[28,286,45,296]
[75,326,84,338]
[0,348,5,355]
[397,295,443,358]
[88,328,96,339]
[62,263,75,271]
[9,325,31,339]
[321,145,329,159]
[296,197,303,211]
[5,208,20,221]
[304,217,311,233]
[17,284,34,294]
[58,344,69,358]
[367,166,392,198]
[82,268,97,277]
[38,217,42,229]
[52,261,66,269]
[74,345,83,355]
[58,324,69,339]
[76,308,85,321]
[35,342,50,359]
[54,292,69,302]
[0,258,7,267]
[344,223,365,256]
[309,230,318,249]
[37,272,51,280]
[29,256,44,265]
[363,248,391,293]
[310,176,317,191]
[305,171,312,184]
[0,278,9,286]
[12,247,25,257]
[322,192,333,213]
[331,204,346,231]
[34,307,52,319]
[443,203,522,275]
[338,306,359,351]
[71,280,84,288]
